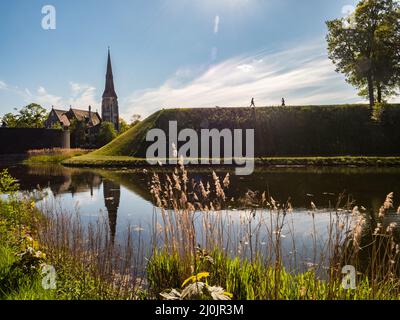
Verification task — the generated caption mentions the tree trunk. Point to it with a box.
[367,74,375,108]
[377,83,382,103]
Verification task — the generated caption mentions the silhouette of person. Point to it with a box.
[281,98,286,107]
[250,98,256,108]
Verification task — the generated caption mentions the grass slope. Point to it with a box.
[65,104,400,167]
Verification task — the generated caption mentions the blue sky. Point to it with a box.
[2,0,394,120]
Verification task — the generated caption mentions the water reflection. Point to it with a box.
[103,179,120,243]
[1,162,400,258]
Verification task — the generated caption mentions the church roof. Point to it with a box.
[50,107,101,127]
[69,108,101,126]
[52,109,71,127]
[102,48,118,99]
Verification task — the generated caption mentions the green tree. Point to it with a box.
[119,118,130,134]
[70,119,86,148]
[130,114,141,127]
[97,121,117,147]
[326,0,400,107]
[16,103,47,128]
[1,103,47,128]
[1,113,18,127]
[50,122,62,129]
[118,115,141,135]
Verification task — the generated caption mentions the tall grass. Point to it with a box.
[1,165,400,300]
[145,162,400,299]
[0,169,143,300]
[24,148,90,164]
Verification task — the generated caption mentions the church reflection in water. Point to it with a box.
[9,164,123,244]
[102,179,121,244]
[7,163,400,249]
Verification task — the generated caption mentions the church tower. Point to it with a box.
[101,48,119,131]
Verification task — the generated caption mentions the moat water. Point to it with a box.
[1,159,400,270]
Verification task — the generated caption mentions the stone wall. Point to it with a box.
[0,128,70,154]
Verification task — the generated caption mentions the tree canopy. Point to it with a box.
[1,103,47,128]
[97,121,117,147]
[119,114,141,135]
[326,0,400,107]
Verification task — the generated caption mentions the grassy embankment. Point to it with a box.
[24,148,90,164]
[1,165,400,300]
[64,104,400,168]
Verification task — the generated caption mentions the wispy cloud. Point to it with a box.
[213,15,220,34]
[68,82,99,110]
[123,41,365,119]
[0,81,7,90]
[34,86,63,106]
[0,81,100,111]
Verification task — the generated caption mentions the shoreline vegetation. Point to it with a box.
[23,148,90,164]
[63,155,400,168]
[1,164,400,300]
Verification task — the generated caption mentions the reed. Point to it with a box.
[1,166,400,300]
[24,148,90,164]
[146,163,400,300]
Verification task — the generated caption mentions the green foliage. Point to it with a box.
[0,169,19,194]
[1,113,18,127]
[24,149,89,164]
[371,101,387,122]
[50,122,62,129]
[119,115,142,135]
[0,170,122,300]
[97,121,118,147]
[147,249,399,300]
[130,114,141,127]
[69,119,86,148]
[119,118,130,134]
[147,250,187,296]
[161,272,232,300]
[326,0,400,106]
[1,104,47,128]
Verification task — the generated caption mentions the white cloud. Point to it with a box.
[70,81,83,94]
[33,86,63,107]
[1,81,100,111]
[214,15,220,34]
[1,77,101,115]
[123,41,367,119]
[237,64,254,72]
[68,82,99,110]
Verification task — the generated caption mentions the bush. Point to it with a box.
[97,122,117,147]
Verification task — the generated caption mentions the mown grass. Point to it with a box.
[24,148,90,164]
[63,154,400,168]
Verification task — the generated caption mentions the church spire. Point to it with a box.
[102,47,117,98]
[101,47,120,132]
